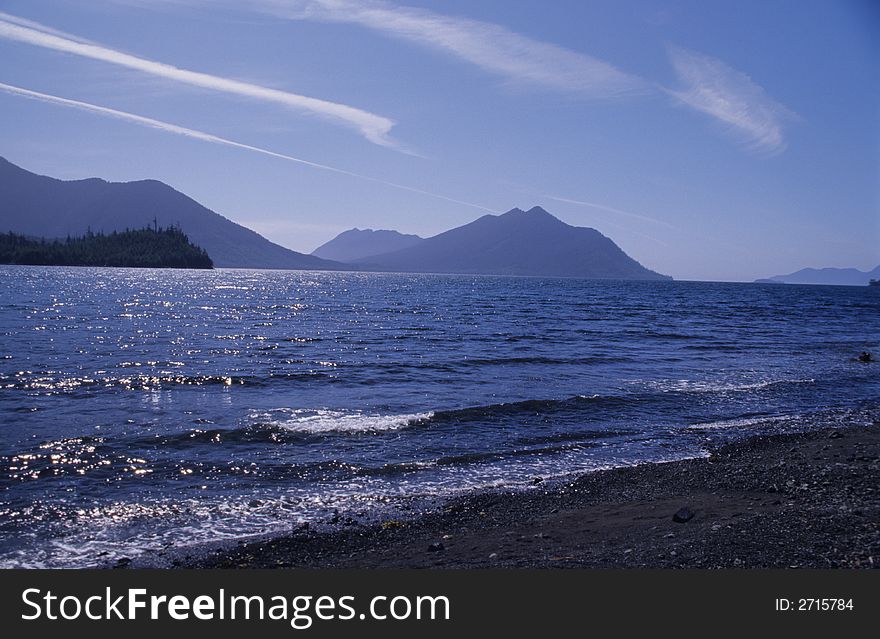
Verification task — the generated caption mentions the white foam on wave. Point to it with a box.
[0,492,380,569]
[250,408,434,434]
[0,432,707,569]
[687,414,800,431]
[638,377,815,394]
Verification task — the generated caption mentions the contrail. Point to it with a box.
[546,194,675,229]
[0,11,397,147]
[0,82,497,213]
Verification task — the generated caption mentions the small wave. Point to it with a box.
[639,377,816,394]
[267,371,333,382]
[623,330,700,340]
[432,442,600,467]
[512,428,635,446]
[133,399,628,449]
[683,343,743,351]
[126,411,432,449]
[250,408,434,434]
[687,414,800,431]
[455,355,629,367]
[428,393,635,423]
[685,406,880,433]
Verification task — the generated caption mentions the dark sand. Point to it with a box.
[189,423,879,569]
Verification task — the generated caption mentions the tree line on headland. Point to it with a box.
[0,225,213,269]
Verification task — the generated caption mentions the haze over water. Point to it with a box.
[1,266,878,567]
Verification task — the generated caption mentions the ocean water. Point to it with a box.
[1,266,878,567]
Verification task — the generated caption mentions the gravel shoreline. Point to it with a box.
[188,422,880,569]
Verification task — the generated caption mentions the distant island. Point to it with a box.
[0,226,213,269]
[756,264,880,286]
[315,207,671,281]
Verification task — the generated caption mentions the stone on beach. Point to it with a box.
[672,507,695,523]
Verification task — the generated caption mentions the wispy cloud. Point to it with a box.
[0,11,397,147]
[665,46,795,154]
[226,0,646,98]
[4,6,796,155]
[167,1,792,151]
[0,81,496,212]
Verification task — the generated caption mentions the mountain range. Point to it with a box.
[756,265,880,286]
[0,157,344,270]
[1,157,668,280]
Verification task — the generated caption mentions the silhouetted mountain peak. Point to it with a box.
[351,205,669,280]
[496,206,563,223]
[0,157,347,270]
[312,227,424,263]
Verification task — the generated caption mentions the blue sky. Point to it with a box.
[0,0,876,281]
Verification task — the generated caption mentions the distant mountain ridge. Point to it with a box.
[312,228,423,262]
[0,157,346,270]
[1,157,669,280]
[756,264,880,286]
[349,206,670,280]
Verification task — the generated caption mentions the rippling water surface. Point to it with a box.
[1,266,877,567]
